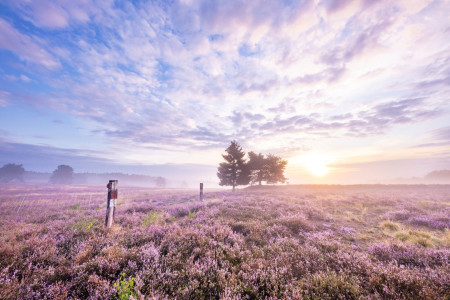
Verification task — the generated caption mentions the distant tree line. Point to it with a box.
[0,163,75,184]
[424,170,450,181]
[217,141,287,191]
[0,163,167,186]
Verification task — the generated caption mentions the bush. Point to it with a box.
[300,271,361,299]
[114,272,137,300]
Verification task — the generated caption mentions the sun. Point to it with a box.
[290,153,332,177]
[307,164,329,177]
[304,155,331,177]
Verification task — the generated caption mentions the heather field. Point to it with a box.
[0,184,449,299]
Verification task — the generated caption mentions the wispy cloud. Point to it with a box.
[0,18,60,69]
[0,0,449,180]
[9,0,111,29]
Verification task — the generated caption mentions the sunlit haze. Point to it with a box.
[0,0,449,185]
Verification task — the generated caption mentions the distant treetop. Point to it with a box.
[0,163,25,183]
[425,170,450,182]
[49,165,74,184]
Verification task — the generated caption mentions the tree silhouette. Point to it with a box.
[155,176,166,187]
[0,163,25,182]
[265,154,287,184]
[247,152,267,186]
[217,141,250,191]
[49,165,74,184]
[248,153,288,185]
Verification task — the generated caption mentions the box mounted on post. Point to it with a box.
[105,180,118,228]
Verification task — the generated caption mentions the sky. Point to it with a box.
[0,0,449,185]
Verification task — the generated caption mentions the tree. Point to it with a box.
[217,141,250,191]
[425,170,450,182]
[0,163,25,182]
[49,165,74,184]
[247,152,267,186]
[155,176,166,187]
[247,153,288,185]
[265,154,287,184]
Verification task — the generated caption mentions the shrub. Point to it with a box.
[168,202,204,218]
[383,209,410,221]
[369,243,449,268]
[142,211,161,226]
[278,215,313,234]
[408,215,450,230]
[300,271,361,299]
[114,272,137,300]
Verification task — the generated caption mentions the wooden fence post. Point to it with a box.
[105,180,118,228]
[200,183,203,202]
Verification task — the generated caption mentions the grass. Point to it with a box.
[69,203,81,210]
[393,229,440,248]
[380,220,401,232]
[142,211,162,226]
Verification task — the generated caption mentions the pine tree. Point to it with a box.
[217,141,250,191]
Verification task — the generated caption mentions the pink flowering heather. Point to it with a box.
[0,184,449,299]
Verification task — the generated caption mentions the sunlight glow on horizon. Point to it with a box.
[290,154,333,178]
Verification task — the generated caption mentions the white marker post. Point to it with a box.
[105,180,118,228]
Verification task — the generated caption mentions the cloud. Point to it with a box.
[244,97,443,140]
[320,15,394,66]
[431,127,450,141]
[0,18,60,69]
[0,140,216,180]
[8,0,110,29]
[413,127,450,148]
[0,0,449,170]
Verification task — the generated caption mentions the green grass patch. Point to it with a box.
[379,220,401,232]
[69,203,81,210]
[394,231,410,242]
[394,229,437,247]
[142,211,162,226]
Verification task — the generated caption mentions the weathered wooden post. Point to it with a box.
[105,180,118,228]
[200,183,203,202]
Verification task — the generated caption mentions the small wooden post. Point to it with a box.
[200,183,203,202]
[105,180,118,228]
